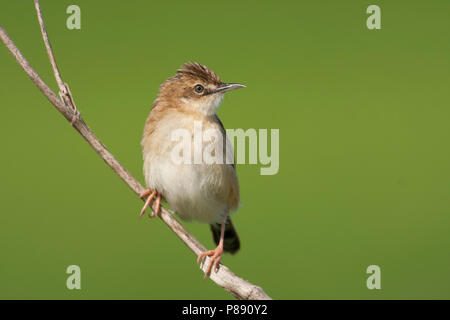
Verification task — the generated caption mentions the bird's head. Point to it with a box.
[155,62,245,116]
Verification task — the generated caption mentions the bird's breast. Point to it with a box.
[142,111,239,223]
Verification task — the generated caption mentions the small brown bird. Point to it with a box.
[140,62,245,277]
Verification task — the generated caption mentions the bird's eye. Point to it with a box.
[194,84,204,94]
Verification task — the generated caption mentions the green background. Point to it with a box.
[1,0,449,299]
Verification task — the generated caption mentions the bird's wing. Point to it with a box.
[213,115,240,211]
[214,114,236,170]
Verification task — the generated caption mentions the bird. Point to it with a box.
[140,62,245,277]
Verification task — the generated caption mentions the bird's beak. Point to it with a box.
[214,83,246,94]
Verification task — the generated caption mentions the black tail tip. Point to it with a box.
[223,235,240,254]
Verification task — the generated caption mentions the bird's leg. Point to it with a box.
[197,216,227,278]
[139,189,161,218]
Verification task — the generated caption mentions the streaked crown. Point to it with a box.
[176,62,222,86]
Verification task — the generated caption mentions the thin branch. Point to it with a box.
[0,6,271,300]
[34,0,81,125]
[34,0,64,90]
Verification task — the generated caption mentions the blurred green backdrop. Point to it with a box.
[1,0,449,299]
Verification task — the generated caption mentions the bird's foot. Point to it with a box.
[197,245,224,279]
[139,189,161,218]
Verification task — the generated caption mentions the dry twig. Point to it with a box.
[0,1,271,300]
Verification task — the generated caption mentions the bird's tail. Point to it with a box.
[210,217,240,254]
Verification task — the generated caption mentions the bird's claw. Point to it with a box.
[197,247,224,279]
[139,189,161,218]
